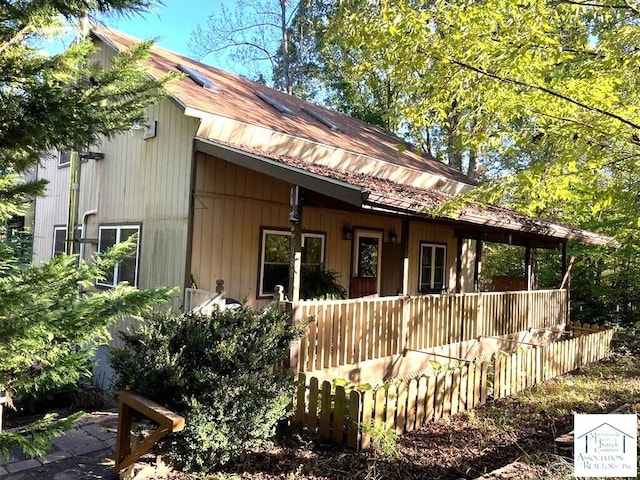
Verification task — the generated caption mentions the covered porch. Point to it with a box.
[283,289,568,383]
[188,140,613,383]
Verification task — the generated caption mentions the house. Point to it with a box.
[32,26,613,380]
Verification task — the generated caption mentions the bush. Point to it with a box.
[109,304,304,472]
[301,267,347,300]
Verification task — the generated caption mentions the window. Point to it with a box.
[258,229,325,297]
[58,151,71,167]
[97,225,140,287]
[255,91,295,116]
[53,226,81,256]
[177,64,221,93]
[419,243,447,293]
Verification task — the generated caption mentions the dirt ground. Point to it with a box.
[6,354,638,480]
[142,353,640,480]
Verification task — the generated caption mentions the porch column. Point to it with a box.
[525,243,534,291]
[561,242,570,326]
[401,219,410,295]
[288,186,302,302]
[473,233,483,292]
[455,237,463,293]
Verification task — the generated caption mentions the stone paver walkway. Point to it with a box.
[0,411,118,480]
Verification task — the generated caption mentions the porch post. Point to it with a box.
[473,233,483,292]
[525,243,533,291]
[561,242,570,326]
[288,186,302,302]
[401,219,410,295]
[455,237,463,293]
[561,242,568,282]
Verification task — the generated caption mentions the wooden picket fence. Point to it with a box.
[287,289,566,373]
[291,325,615,449]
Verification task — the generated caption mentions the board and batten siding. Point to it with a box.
[33,99,198,346]
[191,154,475,309]
[33,152,79,262]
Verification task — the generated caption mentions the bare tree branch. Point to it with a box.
[445,57,640,131]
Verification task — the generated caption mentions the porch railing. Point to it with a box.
[289,289,567,373]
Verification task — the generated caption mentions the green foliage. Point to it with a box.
[0,1,170,219]
[0,412,83,459]
[364,420,399,462]
[110,305,305,472]
[0,246,173,458]
[0,0,173,460]
[300,266,347,300]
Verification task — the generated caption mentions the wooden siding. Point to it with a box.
[33,153,76,262]
[191,154,474,308]
[33,40,199,347]
[197,115,473,195]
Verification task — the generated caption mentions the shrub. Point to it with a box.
[301,267,347,300]
[109,304,304,472]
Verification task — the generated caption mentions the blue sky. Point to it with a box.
[103,0,217,58]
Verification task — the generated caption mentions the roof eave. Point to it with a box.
[364,199,617,247]
[195,138,369,207]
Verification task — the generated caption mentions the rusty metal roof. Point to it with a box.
[91,25,615,247]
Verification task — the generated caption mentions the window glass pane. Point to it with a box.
[53,229,66,256]
[264,233,289,263]
[303,236,323,265]
[421,246,432,267]
[98,228,117,286]
[119,255,137,284]
[58,151,71,166]
[435,247,445,267]
[99,228,116,253]
[434,267,444,289]
[118,228,139,285]
[262,264,289,295]
[358,236,378,277]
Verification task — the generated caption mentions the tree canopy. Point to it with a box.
[322,0,639,320]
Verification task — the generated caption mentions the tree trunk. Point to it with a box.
[467,147,478,180]
[281,0,291,94]
[447,100,463,171]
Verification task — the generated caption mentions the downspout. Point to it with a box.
[66,17,89,256]
[183,138,199,307]
[79,209,97,263]
[65,151,81,255]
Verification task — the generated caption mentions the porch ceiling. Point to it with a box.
[195,138,615,248]
[195,139,369,207]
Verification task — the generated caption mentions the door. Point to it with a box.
[349,230,383,298]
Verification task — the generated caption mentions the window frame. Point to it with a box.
[257,228,326,299]
[419,242,448,293]
[96,224,141,288]
[57,151,71,168]
[52,225,82,256]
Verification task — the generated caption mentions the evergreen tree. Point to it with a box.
[0,0,174,458]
